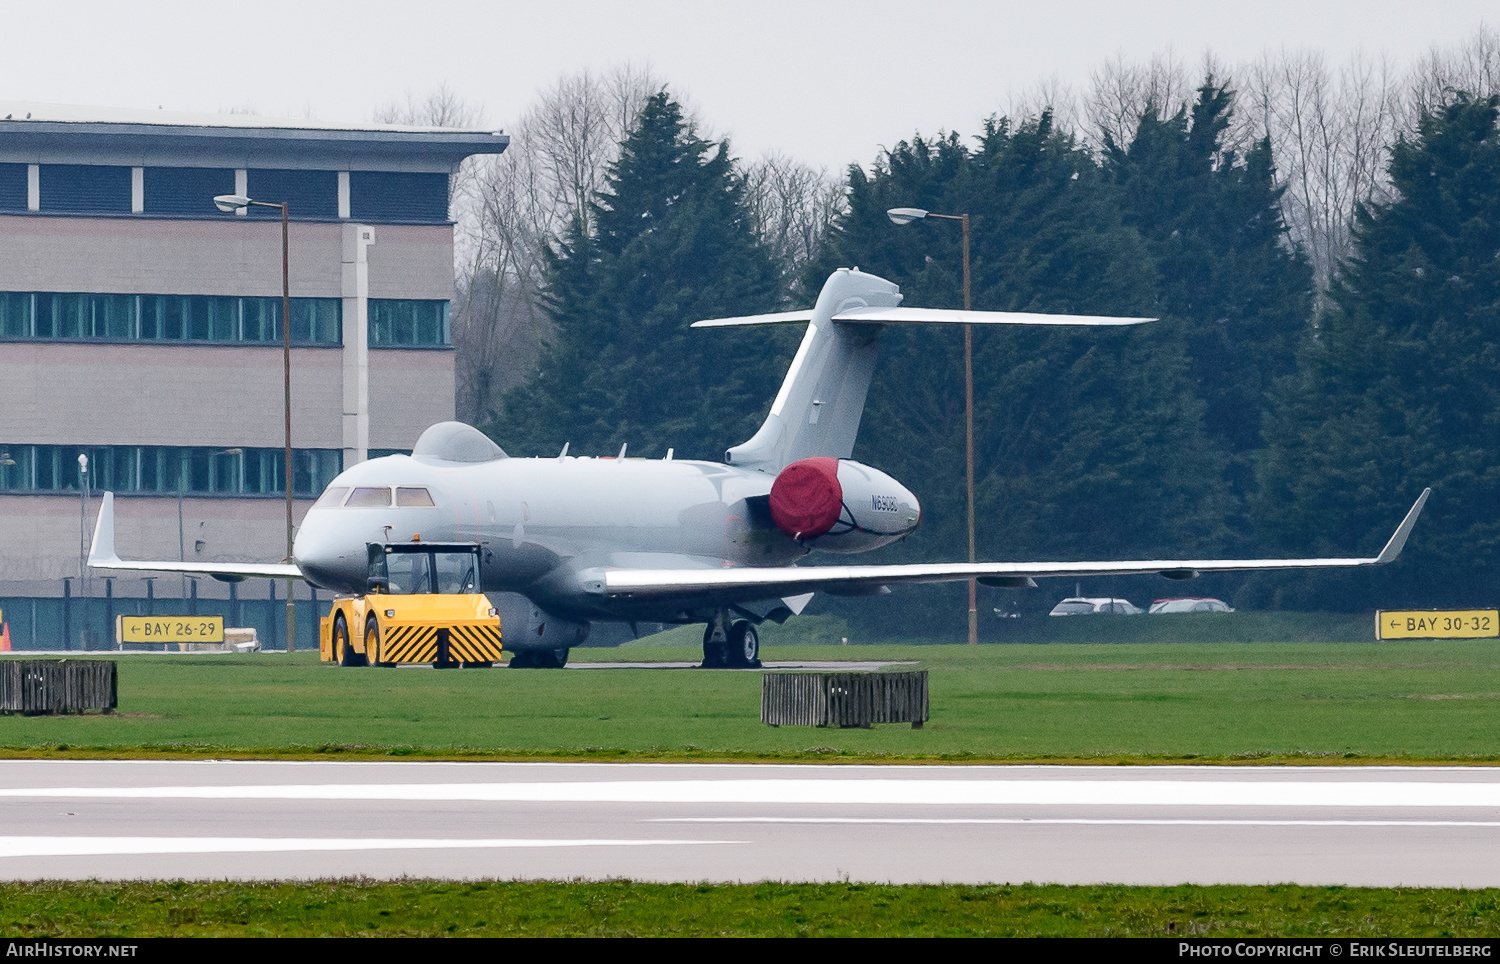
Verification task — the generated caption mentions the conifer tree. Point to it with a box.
[1105,81,1314,530]
[495,93,788,460]
[1253,93,1500,609]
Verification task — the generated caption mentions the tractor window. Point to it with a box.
[384,552,432,595]
[433,551,479,594]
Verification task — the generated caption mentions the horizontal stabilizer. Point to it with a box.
[691,310,815,328]
[831,306,1155,327]
[598,489,1430,603]
[692,307,1154,329]
[88,492,303,582]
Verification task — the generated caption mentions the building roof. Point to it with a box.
[0,101,508,172]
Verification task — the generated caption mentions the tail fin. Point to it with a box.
[695,268,1156,474]
[713,268,899,473]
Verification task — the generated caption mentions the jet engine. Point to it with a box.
[768,457,920,553]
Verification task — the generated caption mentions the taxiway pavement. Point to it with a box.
[1,761,1496,885]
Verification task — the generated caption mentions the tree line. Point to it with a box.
[386,28,1500,624]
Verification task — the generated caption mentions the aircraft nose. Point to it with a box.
[293,512,366,593]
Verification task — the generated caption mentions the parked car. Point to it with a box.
[1048,597,1143,616]
[1148,597,1234,614]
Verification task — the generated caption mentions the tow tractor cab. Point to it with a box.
[320,541,503,668]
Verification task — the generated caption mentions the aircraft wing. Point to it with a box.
[87,492,303,583]
[599,489,1430,602]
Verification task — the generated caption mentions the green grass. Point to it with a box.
[7,637,1500,762]
[7,880,1500,936]
[9,638,1500,938]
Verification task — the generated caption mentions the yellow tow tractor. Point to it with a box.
[320,541,503,667]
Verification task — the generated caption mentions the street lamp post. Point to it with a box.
[77,452,89,596]
[887,207,978,646]
[214,193,296,654]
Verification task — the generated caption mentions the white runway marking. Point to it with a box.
[0,837,739,858]
[7,779,1500,807]
[657,816,1500,828]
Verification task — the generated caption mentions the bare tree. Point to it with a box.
[455,65,664,424]
[741,152,846,286]
[1083,49,1192,147]
[1235,49,1401,298]
[1407,24,1500,126]
[1000,75,1083,138]
[373,83,485,128]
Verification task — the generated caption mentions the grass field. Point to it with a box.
[9,880,1500,937]
[5,635,1500,762]
[7,635,1500,938]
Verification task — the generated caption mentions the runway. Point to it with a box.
[2,760,1498,885]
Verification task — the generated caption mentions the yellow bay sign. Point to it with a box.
[1376,610,1498,640]
[117,616,225,645]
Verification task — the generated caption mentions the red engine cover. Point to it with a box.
[769,457,843,538]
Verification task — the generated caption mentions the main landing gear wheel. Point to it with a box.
[510,648,569,669]
[727,620,761,669]
[701,624,728,668]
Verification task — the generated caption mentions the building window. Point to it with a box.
[245,169,339,220]
[143,167,237,217]
[349,171,450,223]
[369,299,449,346]
[39,164,132,214]
[0,292,342,346]
[0,444,343,498]
[0,164,26,212]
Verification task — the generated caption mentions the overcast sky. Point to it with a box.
[1,1,1493,171]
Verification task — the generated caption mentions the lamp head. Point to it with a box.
[213,194,251,214]
[886,207,928,226]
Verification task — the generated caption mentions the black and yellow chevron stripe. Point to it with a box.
[379,624,438,664]
[450,624,504,662]
[373,622,503,665]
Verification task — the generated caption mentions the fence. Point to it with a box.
[0,578,324,651]
[0,659,116,714]
[761,670,928,728]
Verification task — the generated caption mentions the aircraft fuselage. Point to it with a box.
[293,451,920,624]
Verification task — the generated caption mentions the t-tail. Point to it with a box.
[693,268,1158,474]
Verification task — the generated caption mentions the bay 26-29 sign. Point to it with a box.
[118,616,225,644]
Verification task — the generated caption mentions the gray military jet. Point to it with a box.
[90,268,1429,668]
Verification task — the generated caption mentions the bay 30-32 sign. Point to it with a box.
[1376,610,1498,640]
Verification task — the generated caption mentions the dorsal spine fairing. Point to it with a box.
[725,269,901,473]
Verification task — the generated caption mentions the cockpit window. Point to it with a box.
[396,486,436,507]
[313,486,350,509]
[346,486,392,508]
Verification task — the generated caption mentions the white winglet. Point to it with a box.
[1374,487,1430,565]
[87,492,120,567]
